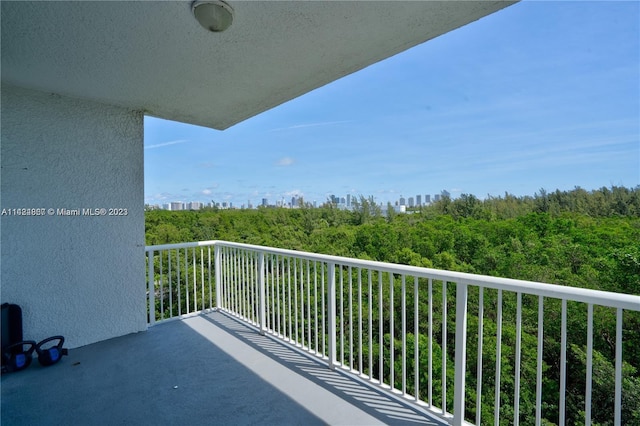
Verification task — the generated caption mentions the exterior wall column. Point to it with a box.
[1,84,147,348]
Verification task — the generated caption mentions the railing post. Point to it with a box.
[453,282,468,426]
[214,244,222,310]
[327,262,337,369]
[259,251,266,335]
[147,250,156,325]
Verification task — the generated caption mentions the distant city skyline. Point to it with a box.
[148,189,462,211]
[144,2,639,208]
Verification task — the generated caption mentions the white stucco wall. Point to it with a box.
[1,84,147,348]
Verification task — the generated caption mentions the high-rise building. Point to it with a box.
[416,195,422,206]
[346,194,351,207]
[434,194,441,202]
[399,196,406,206]
[261,198,268,207]
[169,202,184,211]
[408,197,415,207]
[441,190,451,198]
[425,194,431,204]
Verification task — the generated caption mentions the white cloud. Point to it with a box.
[276,157,294,166]
[144,139,188,150]
[283,189,304,198]
[269,120,352,132]
[200,184,220,196]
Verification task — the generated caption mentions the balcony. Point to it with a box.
[2,310,442,425]
[3,240,639,425]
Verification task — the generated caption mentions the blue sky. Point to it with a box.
[144,1,639,208]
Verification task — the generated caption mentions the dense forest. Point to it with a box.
[146,186,640,425]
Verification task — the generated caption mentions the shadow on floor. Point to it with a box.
[202,311,444,426]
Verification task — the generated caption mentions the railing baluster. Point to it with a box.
[322,262,326,357]
[246,252,251,321]
[300,258,305,346]
[169,250,173,314]
[402,274,407,396]
[442,280,447,415]
[245,251,250,320]
[207,246,213,309]
[495,289,502,426]
[224,248,229,312]
[349,266,353,371]
[237,248,241,315]
[276,255,281,336]
[159,250,163,318]
[614,308,622,426]
[234,249,239,317]
[314,261,319,354]
[177,249,182,316]
[254,252,259,324]
[214,246,220,309]
[228,249,233,313]
[287,257,292,340]
[560,299,567,426]
[328,262,336,369]
[307,260,311,351]
[368,269,373,379]
[240,249,244,318]
[586,303,593,426]
[185,247,189,314]
[229,248,234,311]
[294,258,299,345]
[428,277,433,407]
[238,249,242,317]
[340,266,344,366]
[147,250,155,325]
[536,295,543,426]
[514,292,522,426]
[476,286,484,426]
[233,249,238,315]
[264,255,270,330]
[259,251,266,334]
[192,247,197,313]
[390,272,395,390]
[358,268,363,374]
[243,251,248,320]
[453,281,468,426]
[414,276,419,403]
[379,270,384,384]
[302,260,306,348]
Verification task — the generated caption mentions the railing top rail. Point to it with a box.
[146,240,640,311]
[146,240,217,252]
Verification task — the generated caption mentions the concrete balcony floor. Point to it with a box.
[2,311,444,425]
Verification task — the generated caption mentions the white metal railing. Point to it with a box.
[145,240,217,323]
[146,240,640,426]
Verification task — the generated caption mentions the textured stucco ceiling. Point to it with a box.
[1,1,514,130]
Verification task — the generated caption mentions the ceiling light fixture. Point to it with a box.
[192,1,234,33]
